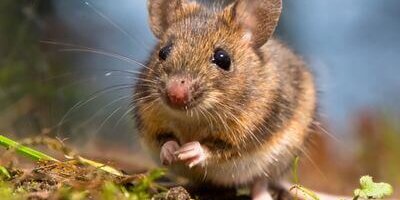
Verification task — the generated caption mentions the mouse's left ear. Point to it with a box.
[229,0,282,48]
[148,0,199,39]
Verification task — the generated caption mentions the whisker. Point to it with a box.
[114,105,136,128]
[298,147,329,183]
[199,106,216,130]
[132,93,158,104]
[59,48,149,69]
[73,95,132,131]
[41,40,152,71]
[56,76,98,92]
[39,68,143,84]
[312,121,341,143]
[101,69,143,76]
[42,40,97,50]
[141,97,159,113]
[96,106,122,135]
[81,0,152,51]
[113,92,159,128]
[196,106,211,127]
[56,84,135,135]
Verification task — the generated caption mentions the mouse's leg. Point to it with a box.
[252,179,273,200]
[175,141,208,168]
[160,140,180,166]
[268,182,294,200]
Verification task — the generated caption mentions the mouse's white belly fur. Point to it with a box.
[205,150,283,186]
[206,139,295,186]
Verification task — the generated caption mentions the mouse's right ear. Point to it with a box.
[230,0,282,48]
[148,0,198,39]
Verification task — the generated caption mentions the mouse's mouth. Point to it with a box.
[161,89,204,112]
[158,76,204,112]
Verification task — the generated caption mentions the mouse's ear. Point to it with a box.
[231,0,282,48]
[148,0,198,39]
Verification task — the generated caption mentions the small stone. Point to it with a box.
[153,186,192,200]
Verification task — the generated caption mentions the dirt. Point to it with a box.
[0,136,292,200]
[1,160,176,199]
[1,160,247,200]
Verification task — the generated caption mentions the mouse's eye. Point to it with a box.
[159,43,173,61]
[212,48,231,71]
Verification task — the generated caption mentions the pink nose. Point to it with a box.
[166,78,190,107]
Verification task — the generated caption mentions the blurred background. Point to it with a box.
[0,0,399,197]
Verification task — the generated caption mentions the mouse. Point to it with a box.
[132,0,317,199]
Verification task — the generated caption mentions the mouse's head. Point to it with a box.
[141,0,282,119]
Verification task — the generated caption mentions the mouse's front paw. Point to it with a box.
[160,140,180,166]
[175,141,208,168]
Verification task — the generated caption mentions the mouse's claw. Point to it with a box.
[160,140,180,166]
[175,141,208,168]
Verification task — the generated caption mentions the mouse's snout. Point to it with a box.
[166,76,192,108]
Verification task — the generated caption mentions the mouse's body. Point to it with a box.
[133,0,316,199]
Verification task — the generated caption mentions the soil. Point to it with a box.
[1,160,249,200]
[2,161,175,199]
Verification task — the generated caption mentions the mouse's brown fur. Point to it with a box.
[133,0,316,190]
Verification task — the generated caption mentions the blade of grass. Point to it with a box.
[290,185,320,200]
[0,166,11,179]
[0,135,123,177]
[0,135,59,162]
[76,156,124,177]
[292,156,300,184]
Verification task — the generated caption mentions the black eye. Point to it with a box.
[159,43,173,61]
[212,48,231,71]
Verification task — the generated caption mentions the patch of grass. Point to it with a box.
[0,134,185,200]
[99,169,168,200]
[0,134,123,176]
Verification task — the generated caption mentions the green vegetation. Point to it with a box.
[355,112,400,193]
[0,135,59,162]
[0,181,26,200]
[0,135,395,200]
[291,157,394,200]
[0,166,11,180]
[353,176,393,200]
[0,135,174,200]
[0,134,123,176]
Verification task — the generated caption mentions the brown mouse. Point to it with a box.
[132,0,316,199]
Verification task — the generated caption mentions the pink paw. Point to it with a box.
[175,141,208,168]
[160,140,180,166]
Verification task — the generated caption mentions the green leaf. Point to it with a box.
[0,135,58,162]
[0,166,11,180]
[354,176,393,199]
